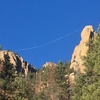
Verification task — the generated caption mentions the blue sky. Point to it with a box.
[0,0,100,68]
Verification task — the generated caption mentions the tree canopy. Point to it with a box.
[72,33,100,100]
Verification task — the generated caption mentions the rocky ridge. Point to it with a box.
[0,50,36,75]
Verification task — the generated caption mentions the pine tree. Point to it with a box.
[54,61,70,100]
[13,72,36,100]
[0,54,17,100]
[96,24,100,34]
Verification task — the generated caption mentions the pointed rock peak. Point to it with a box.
[81,25,94,43]
[70,25,95,73]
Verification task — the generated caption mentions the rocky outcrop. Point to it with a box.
[0,50,36,75]
[42,62,56,68]
[69,73,75,84]
[70,26,95,73]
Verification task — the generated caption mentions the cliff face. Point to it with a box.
[0,50,36,75]
[70,26,95,73]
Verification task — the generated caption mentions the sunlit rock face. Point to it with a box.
[0,50,36,75]
[42,62,56,68]
[70,25,94,73]
[69,25,95,84]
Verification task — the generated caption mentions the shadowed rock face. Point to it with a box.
[70,26,95,73]
[0,50,36,75]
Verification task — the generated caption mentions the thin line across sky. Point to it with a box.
[15,30,80,52]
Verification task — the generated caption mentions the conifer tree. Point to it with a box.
[73,33,100,100]
[54,61,70,100]
[0,54,16,100]
[97,24,100,34]
[13,72,36,100]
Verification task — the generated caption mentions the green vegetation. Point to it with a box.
[72,33,100,100]
[0,54,17,100]
[97,24,100,34]
[34,90,49,100]
[54,61,71,100]
[34,61,70,100]
[0,54,35,100]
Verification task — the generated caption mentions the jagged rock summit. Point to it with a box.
[70,25,95,73]
[0,50,36,75]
